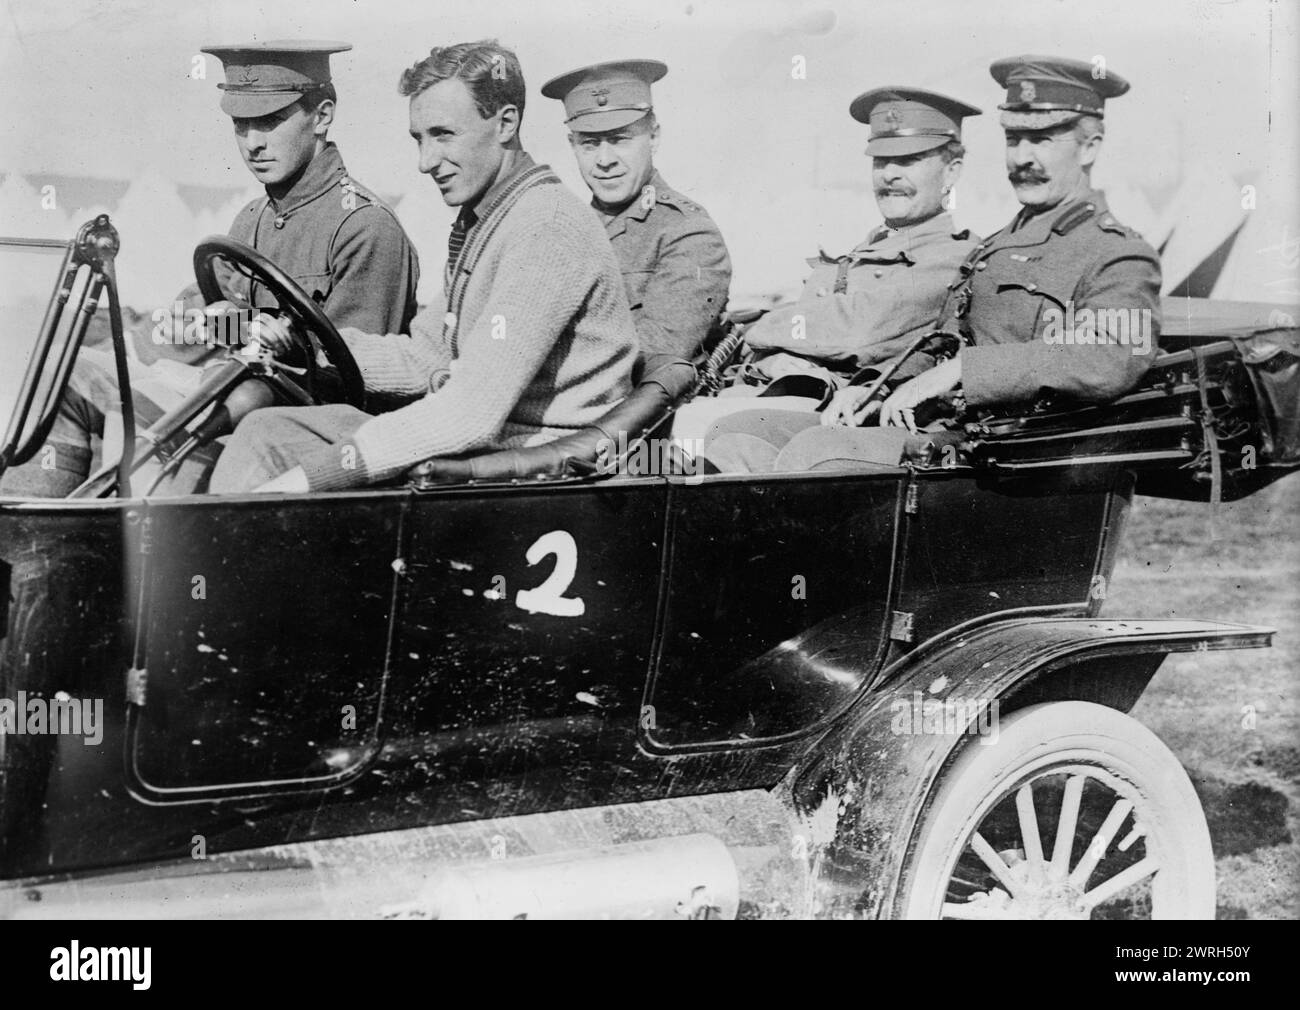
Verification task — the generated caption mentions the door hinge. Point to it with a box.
[890,610,915,643]
[904,482,920,514]
[126,667,147,706]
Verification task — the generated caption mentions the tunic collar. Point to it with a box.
[264,141,348,217]
[995,189,1109,248]
[813,210,960,266]
[599,170,669,239]
[860,210,958,252]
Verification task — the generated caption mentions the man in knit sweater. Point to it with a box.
[209,41,638,494]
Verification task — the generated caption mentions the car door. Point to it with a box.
[381,476,669,817]
[646,467,908,750]
[124,490,406,803]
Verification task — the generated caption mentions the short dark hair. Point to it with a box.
[1072,114,1105,142]
[296,83,337,115]
[937,138,965,164]
[398,40,526,123]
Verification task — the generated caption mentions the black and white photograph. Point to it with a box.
[0,0,1295,951]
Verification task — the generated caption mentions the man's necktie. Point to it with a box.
[447,209,477,266]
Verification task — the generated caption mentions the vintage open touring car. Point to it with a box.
[0,215,1296,919]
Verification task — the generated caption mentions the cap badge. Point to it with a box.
[236,67,260,85]
[883,108,902,128]
[591,86,610,107]
[1018,81,1036,103]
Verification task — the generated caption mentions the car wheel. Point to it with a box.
[897,701,1215,920]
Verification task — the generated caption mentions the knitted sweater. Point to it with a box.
[298,165,638,491]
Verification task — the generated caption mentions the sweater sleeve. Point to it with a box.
[298,212,599,491]
[336,303,455,400]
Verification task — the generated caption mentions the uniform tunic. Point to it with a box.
[743,210,978,375]
[222,141,418,336]
[737,190,1164,475]
[144,141,419,368]
[601,170,731,374]
[680,212,975,468]
[951,189,1161,406]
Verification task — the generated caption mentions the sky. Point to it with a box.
[1,0,1296,307]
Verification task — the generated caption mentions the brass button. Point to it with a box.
[873,269,884,278]
[273,216,286,230]
[816,287,829,297]
[976,261,987,270]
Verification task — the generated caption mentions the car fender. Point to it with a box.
[783,612,1273,919]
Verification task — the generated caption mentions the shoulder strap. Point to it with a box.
[324,178,412,279]
[936,238,992,341]
[1053,200,1097,235]
[833,257,853,294]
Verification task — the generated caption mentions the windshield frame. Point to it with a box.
[0,235,83,476]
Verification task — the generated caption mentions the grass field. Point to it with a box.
[1107,475,1299,919]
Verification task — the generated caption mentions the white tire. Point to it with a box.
[898,701,1215,920]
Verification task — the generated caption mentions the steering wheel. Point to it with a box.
[193,236,365,408]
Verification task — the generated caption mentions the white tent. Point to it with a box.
[111,169,203,311]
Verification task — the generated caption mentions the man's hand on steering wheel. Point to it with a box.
[194,236,364,408]
[245,311,298,358]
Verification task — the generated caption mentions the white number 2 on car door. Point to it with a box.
[515,529,585,617]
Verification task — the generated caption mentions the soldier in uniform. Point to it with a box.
[541,60,731,378]
[1,41,420,497]
[768,55,1163,472]
[166,40,419,359]
[690,87,982,472]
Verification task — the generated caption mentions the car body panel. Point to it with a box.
[2,789,807,920]
[127,494,406,801]
[0,464,1137,879]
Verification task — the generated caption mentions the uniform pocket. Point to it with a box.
[995,273,1074,342]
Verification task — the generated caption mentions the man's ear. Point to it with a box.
[1077,131,1102,171]
[312,99,335,137]
[942,156,963,191]
[496,104,521,144]
[649,120,661,158]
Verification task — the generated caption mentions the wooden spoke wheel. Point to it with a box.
[899,701,1215,920]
